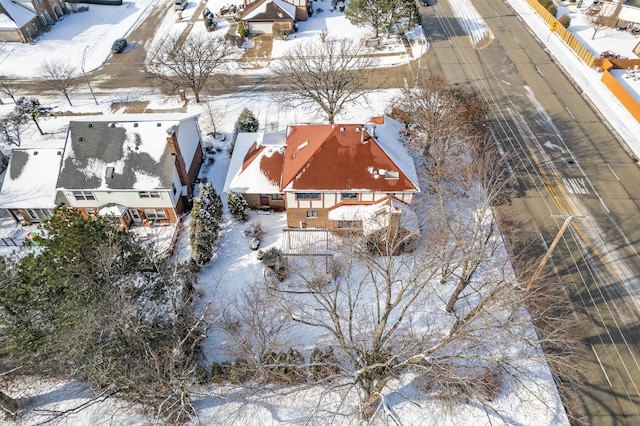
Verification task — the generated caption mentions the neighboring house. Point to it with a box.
[0,113,204,227]
[0,147,64,224]
[0,0,67,42]
[225,116,421,238]
[598,0,640,27]
[242,0,310,34]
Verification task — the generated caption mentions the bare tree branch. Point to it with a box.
[271,38,380,123]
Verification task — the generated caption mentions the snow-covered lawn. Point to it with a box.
[0,0,638,424]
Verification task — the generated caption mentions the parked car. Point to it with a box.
[600,50,620,59]
[421,0,432,5]
[111,38,127,54]
[174,0,188,10]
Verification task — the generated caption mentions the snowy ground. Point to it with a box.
[0,0,638,424]
[0,0,425,79]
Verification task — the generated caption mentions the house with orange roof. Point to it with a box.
[224,116,421,237]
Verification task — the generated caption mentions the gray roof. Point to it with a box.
[57,120,175,190]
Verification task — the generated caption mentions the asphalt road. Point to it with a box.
[419,0,640,424]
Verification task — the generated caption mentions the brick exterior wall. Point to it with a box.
[0,0,67,43]
[286,207,330,228]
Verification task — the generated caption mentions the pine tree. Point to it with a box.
[190,183,223,265]
[14,97,51,136]
[228,191,249,222]
[237,107,259,133]
[230,108,259,154]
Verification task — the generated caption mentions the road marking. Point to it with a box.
[591,344,613,388]
[563,178,589,194]
[607,163,620,181]
[544,140,565,152]
[565,106,576,120]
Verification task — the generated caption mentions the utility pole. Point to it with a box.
[530,215,583,285]
[82,46,99,105]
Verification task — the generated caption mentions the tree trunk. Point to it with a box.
[31,117,44,135]
[193,89,200,103]
[446,278,466,313]
[64,93,73,107]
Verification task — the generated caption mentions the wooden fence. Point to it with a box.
[524,0,596,67]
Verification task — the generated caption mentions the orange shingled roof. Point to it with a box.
[242,141,263,172]
[260,151,284,185]
[281,123,417,192]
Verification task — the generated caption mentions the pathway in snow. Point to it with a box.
[448,0,495,49]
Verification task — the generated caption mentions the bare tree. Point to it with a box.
[147,32,239,103]
[271,38,380,124]
[388,73,488,160]
[0,77,19,104]
[38,59,79,107]
[274,221,583,422]
[589,13,614,40]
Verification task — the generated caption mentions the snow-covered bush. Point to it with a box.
[559,14,571,29]
[228,191,249,222]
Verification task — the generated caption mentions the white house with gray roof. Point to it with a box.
[0,113,204,227]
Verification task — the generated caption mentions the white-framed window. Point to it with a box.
[306,210,318,218]
[72,190,95,200]
[341,192,357,200]
[144,209,166,220]
[26,209,39,220]
[139,191,162,199]
[271,193,283,200]
[296,193,320,200]
[86,207,97,216]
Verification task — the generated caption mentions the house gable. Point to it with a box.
[243,0,296,21]
[224,132,286,195]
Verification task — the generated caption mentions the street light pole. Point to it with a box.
[82,46,98,105]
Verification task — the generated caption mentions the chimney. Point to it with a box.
[166,127,189,187]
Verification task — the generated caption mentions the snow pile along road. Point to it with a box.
[448,0,494,49]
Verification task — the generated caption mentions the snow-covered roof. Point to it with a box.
[224,131,285,194]
[328,197,419,235]
[0,148,63,209]
[57,114,200,191]
[0,0,34,29]
[98,203,128,216]
[243,0,296,21]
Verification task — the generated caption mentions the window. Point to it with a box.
[72,190,95,201]
[384,171,400,180]
[271,194,283,200]
[172,183,177,196]
[86,207,97,216]
[26,209,39,220]
[139,191,162,199]
[341,192,357,200]
[296,193,320,200]
[144,209,167,220]
[306,210,318,218]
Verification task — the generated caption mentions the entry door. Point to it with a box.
[129,209,142,223]
[260,195,270,206]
